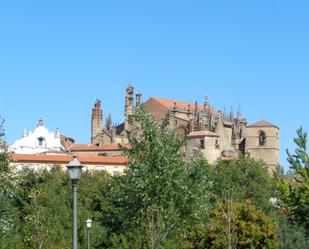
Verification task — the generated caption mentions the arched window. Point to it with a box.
[37,137,46,147]
[258,131,266,146]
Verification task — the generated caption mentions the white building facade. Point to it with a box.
[10,118,64,154]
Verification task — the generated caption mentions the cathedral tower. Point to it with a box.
[135,91,142,109]
[91,99,103,143]
[245,120,279,172]
[124,84,134,131]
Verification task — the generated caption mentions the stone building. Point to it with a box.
[90,84,141,146]
[90,85,279,171]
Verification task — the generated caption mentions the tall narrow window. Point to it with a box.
[258,131,266,146]
[215,139,219,149]
[200,139,205,149]
[38,137,45,147]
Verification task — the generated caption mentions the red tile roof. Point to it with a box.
[149,97,218,115]
[10,153,128,165]
[188,131,220,138]
[68,143,130,151]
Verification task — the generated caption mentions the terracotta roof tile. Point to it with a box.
[150,97,218,115]
[68,143,130,151]
[10,153,128,165]
[188,131,220,138]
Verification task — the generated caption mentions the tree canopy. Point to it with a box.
[1,112,308,248]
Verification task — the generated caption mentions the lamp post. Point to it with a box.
[67,156,83,249]
[86,219,92,249]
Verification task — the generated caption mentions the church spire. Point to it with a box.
[230,106,234,122]
[105,113,112,130]
[237,106,241,120]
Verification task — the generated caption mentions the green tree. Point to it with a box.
[78,170,121,249]
[117,105,212,248]
[278,216,309,249]
[211,157,277,215]
[0,117,23,248]
[17,167,71,249]
[181,201,277,249]
[281,127,309,231]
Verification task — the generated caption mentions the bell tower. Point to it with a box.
[245,120,279,172]
[91,99,103,143]
[124,84,134,131]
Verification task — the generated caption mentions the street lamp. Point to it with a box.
[86,219,92,249]
[67,156,84,249]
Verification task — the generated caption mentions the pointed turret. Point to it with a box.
[230,107,234,122]
[223,107,227,120]
[237,106,241,120]
[105,113,112,130]
[194,101,198,115]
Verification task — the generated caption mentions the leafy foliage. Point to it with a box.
[278,217,309,249]
[281,127,309,231]
[211,157,277,215]
[181,201,277,249]
[0,117,23,249]
[2,112,308,248]
[118,105,212,247]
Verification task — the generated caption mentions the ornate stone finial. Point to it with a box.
[230,106,234,122]
[187,104,191,114]
[55,128,60,138]
[126,84,134,94]
[237,106,241,120]
[38,117,44,126]
[22,128,28,137]
[194,101,198,115]
[105,113,112,130]
[204,95,209,111]
[173,102,177,109]
[94,98,101,108]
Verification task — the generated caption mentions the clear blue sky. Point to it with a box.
[0,0,308,170]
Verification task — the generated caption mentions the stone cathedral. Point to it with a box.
[91,85,279,172]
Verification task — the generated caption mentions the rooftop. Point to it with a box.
[10,153,128,165]
[247,120,279,129]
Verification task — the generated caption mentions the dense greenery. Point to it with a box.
[0,110,308,248]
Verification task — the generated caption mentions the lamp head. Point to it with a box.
[66,156,83,182]
[86,219,92,228]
